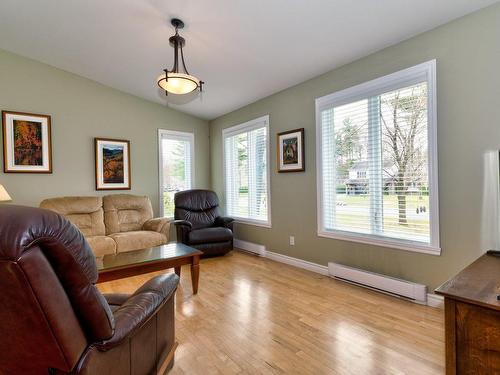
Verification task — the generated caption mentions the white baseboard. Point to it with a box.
[426,293,444,309]
[265,251,329,275]
[234,239,442,308]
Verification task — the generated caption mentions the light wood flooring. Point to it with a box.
[98,250,445,375]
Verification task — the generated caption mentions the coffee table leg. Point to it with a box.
[174,266,181,277]
[191,255,200,294]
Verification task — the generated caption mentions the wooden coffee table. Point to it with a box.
[96,242,203,294]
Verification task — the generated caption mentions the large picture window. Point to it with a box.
[223,116,271,226]
[316,61,439,254]
[158,130,194,217]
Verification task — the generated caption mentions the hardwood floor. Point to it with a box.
[98,250,445,375]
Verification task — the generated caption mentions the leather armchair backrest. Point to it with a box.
[40,196,106,237]
[103,194,154,234]
[174,190,221,229]
[0,205,115,372]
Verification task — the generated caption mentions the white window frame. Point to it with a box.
[222,115,272,228]
[315,60,440,255]
[158,129,195,218]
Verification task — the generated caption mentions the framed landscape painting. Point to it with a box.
[2,111,52,173]
[95,138,131,190]
[277,128,304,172]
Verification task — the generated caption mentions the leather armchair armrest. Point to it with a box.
[173,220,192,244]
[103,293,129,307]
[214,216,234,231]
[142,217,171,239]
[172,220,192,228]
[95,273,179,351]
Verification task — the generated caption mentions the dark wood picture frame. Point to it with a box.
[94,137,131,190]
[2,110,53,173]
[277,128,305,173]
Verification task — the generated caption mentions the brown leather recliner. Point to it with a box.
[173,190,234,257]
[0,205,179,375]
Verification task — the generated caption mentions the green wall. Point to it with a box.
[210,4,500,290]
[2,4,499,290]
[0,48,210,215]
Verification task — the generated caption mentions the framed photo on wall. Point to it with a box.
[2,111,52,173]
[277,128,304,172]
[95,138,131,190]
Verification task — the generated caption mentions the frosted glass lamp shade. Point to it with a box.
[0,185,11,202]
[157,72,200,95]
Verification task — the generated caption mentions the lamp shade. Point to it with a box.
[157,72,200,95]
[0,185,11,202]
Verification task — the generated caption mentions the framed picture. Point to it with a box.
[277,128,305,172]
[95,138,131,190]
[2,111,52,173]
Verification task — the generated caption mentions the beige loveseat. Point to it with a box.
[40,194,170,257]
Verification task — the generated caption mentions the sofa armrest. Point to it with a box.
[142,217,171,239]
[172,220,192,244]
[103,293,129,307]
[214,216,234,231]
[95,273,179,351]
[172,220,192,228]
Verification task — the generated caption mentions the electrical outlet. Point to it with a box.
[289,236,295,246]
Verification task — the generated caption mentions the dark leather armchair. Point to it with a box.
[0,205,179,375]
[173,190,234,256]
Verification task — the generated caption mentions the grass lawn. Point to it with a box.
[335,194,430,240]
[233,191,429,241]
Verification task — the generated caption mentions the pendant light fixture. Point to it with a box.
[157,18,204,96]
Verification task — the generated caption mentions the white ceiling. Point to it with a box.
[0,1,497,120]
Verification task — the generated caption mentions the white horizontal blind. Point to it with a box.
[317,61,439,253]
[158,130,194,217]
[223,116,270,225]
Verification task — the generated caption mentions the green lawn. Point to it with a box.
[335,194,430,240]
[163,192,176,217]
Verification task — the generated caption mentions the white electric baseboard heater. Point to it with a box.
[328,262,427,303]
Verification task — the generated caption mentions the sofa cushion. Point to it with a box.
[40,197,105,237]
[86,236,116,258]
[188,227,233,245]
[103,195,153,235]
[109,231,167,253]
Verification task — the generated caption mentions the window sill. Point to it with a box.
[317,229,441,256]
[234,218,272,229]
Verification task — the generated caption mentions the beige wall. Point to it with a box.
[210,4,500,290]
[0,48,210,215]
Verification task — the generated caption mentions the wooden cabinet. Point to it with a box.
[436,254,500,374]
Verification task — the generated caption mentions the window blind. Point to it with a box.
[316,61,439,252]
[159,130,194,217]
[223,116,270,225]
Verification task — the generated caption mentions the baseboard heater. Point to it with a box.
[328,262,427,303]
[234,239,266,256]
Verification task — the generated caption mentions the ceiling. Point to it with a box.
[0,1,497,120]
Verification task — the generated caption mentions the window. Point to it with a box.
[158,130,194,217]
[316,60,439,254]
[223,116,271,226]
[356,171,367,179]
